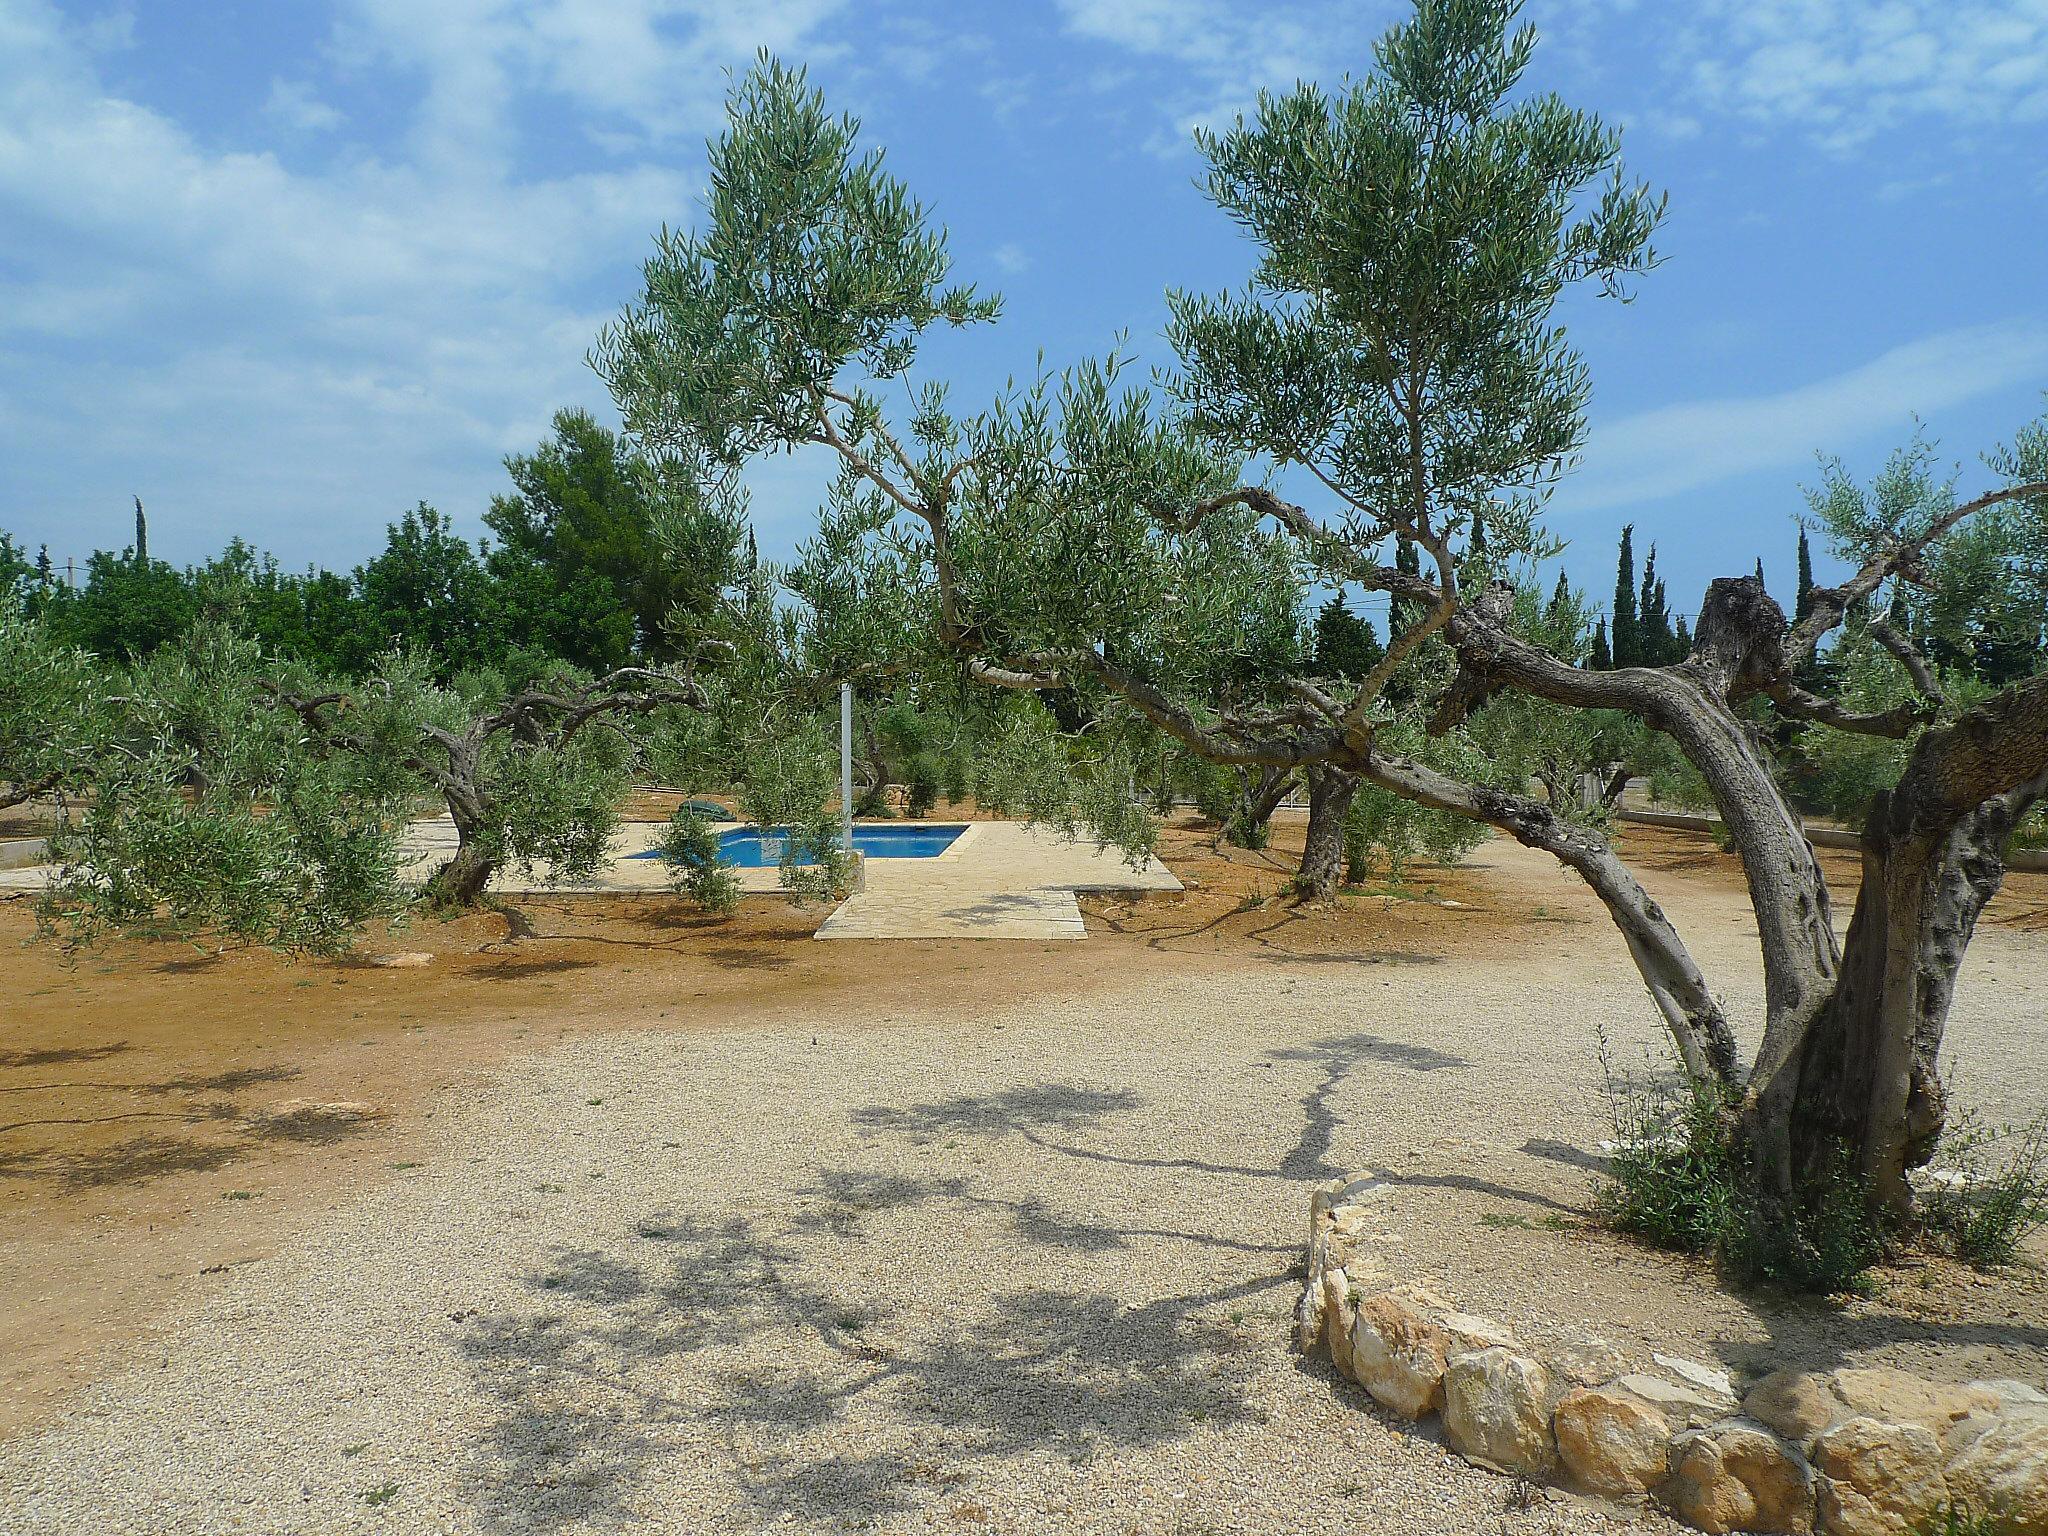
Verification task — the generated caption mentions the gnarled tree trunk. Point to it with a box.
[1231,765,1293,847]
[1758,708,2048,1218]
[1296,765,1358,903]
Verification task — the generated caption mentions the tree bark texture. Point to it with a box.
[1296,766,1358,903]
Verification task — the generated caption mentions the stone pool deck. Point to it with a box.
[398,817,1181,940]
[814,820,1180,940]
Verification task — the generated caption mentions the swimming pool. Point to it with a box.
[633,823,967,869]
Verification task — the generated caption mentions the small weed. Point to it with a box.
[532,1182,564,1194]
[341,1442,369,1458]
[832,1312,867,1332]
[390,1161,422,1171]
[1913,1504,2005,1536]
[1227,1310,1245,1326]
[1920,1110,2048,1269]
[1480,1212,1533,1231]
[585,1097,604,1107]
[360,1482,399,1506]
[1189,1405,1208,1422]
[221,1189,257,1202]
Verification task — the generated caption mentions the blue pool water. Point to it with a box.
[633,822,966,869]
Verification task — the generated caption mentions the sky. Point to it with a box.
[3,0,2046,633]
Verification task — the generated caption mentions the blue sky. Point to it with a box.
[3,0,2046,634]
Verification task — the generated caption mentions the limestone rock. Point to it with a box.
[1747,1371,1840,1451]
[1554,1383,1671,1499]
[1665,1420,1816,1535]
[1828,1369,1995,1440]
[1653,1353,1738,1406]
[369,950,433,968]
[1298,1177,1391,1355]
[1348,1289,1515,1421]
[1319,1267,1361,1378]
[1812,1417,1947,1536]
[1443,1346,1559,1479]
[1974,1381,2048,1416]
[1944,1417,2048,1536]
[1616,1372,1742,1431]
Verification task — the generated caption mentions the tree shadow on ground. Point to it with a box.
[849,1032,1465,1187]
[451,1027,1491,1529]
[0,1042,132,1070]
[456,1199,1284,1533]
[0,1064,387,1186]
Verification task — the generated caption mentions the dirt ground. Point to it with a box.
[2,808,2043,1450]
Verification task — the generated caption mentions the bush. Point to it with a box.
[1596,1069,1744,1255]
[1920,1110,2048,1269]
[1724,1141,1883,1296]
[777,807,855,903]
[903,755,940,818]
[661,807,740,915]
[1595,1040,1881,1295]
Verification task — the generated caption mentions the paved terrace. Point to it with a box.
[395,817,1181,940]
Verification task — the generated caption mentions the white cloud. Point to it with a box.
[1053,0,1395,151]
[1069,0,2048,152]
[1554,0,2048,148]
[1567,321,2048,511]
[264,78,343,133]
[990,241,1031,275]
[0,0,847,566]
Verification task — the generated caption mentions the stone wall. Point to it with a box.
[1297,1176,2048,1535]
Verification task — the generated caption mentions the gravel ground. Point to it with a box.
[2,839,2041,1535]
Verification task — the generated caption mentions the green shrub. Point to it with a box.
[1224,805,1270,850]
[1724,1141,1882,1297]
[661,807,740,915]
[903,755,940,818]
[1596,1071,1744,1255]
[1920,1110,2048,1269]
[776,807,855,903]
[1595,1040,1881,1295]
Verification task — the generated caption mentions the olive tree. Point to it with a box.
[600,7,2047,1266]
[1,593,112,813]
[39,623,413,952]
[271,652,721,907]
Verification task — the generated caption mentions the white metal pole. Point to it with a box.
[839,681,854,855]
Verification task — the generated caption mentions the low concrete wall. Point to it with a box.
[0,838,49,871]
[1619,807,2048,874]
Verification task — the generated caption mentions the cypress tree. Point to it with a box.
[1795,527,1815,621]
[1611,525,1638,667]
[1638,546,1675,664]
[133,496,148,566]
[1311,594,1384,679]
[1589,616,1611,670]
[1547,569,1572,623]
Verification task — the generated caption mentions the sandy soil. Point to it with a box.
[0,811,2043,1533]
